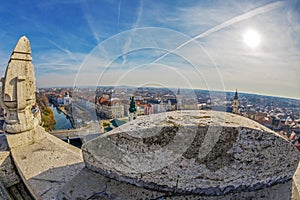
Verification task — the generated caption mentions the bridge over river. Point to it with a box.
[50,103,101,144]
[50,123,101,144]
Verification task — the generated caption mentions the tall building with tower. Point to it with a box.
[232,89,239,114]
[128,96,137,121]
[176,88,182,110]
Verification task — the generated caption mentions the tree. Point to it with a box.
[42,107,56,131]
[36,92,56,131]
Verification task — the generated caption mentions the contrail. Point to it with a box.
[85,13,101,43]
[117,0,122,25]
[152,1,284,63]
[81,2,101,43]
[122,0,143,64]
[48,39,80,63]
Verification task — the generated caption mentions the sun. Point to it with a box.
[243,29,261,48]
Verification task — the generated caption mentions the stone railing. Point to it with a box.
[292,162,300,199]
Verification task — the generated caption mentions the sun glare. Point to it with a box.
[243,29,261,48]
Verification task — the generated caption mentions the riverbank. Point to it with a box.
[59,106,76,128]
[50,105,74,130]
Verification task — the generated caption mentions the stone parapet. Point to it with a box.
[83,110,300,196]
[0,151,20,188]
[0,180,11,200]
[292,162,300,199]
[8,126,84,199]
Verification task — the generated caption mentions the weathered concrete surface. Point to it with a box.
[0,180,12,200]
[0,135,20,188]
[0,135,8,151]
[57,167,165,200]
[0,151,20,188]
[83,110,300,196]
[8,126,84,199]
[57,167,293,200]
[292,162,300,199]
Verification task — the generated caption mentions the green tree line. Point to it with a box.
[36,92,56,131]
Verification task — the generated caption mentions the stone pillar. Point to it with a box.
[0,36,37,134]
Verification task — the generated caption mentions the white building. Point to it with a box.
[63,92,71,105]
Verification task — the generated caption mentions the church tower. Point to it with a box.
[128,96,137,121]
[232,89,239,114]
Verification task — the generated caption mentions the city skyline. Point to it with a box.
[0,0,299,99]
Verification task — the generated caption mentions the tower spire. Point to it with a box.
[232,89,239,114]
[177,88,180,96]
[128,96,137,121]
[234,89,238,100]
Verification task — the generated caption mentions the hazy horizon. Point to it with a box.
[37,84,300,101]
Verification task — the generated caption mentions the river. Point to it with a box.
[50,105,73,130]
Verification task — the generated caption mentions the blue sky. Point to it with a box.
[0,0,299,99]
